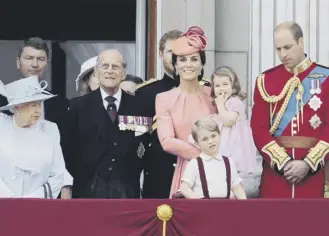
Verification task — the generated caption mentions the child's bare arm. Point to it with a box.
[214,96,243,127]
[215,108,238,127]
[180,181,200,199]
[232,184,247,199]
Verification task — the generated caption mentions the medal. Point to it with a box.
[315,79,321,94]
[118,116,126,130]
[139,126,147,133]
[118,123,126,130]
[309,114,322,130]
[310,79,316,95]
[308,95,322,112]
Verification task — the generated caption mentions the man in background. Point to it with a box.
[135,29,182,198]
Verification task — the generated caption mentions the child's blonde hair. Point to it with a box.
[210,66,247,100]
[191,117,220,142]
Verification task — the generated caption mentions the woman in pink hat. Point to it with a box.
[155,26,216,198]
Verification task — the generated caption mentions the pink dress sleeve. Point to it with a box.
[155,94,200,160]
[226,97,245,116]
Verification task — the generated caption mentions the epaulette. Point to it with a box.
[199,77,211,87]
[262,64,283,74]
[317,64,329,70]
[125,90,135,96]
[136,78,159,90]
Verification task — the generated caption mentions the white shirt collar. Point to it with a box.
[200,152,223,161]
[100,87,122,110]
[164,71,174,79]
[100,87,122,104]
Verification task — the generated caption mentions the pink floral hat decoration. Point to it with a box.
[172,26,208,56]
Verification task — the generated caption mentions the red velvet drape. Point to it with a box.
[1,199,329,236]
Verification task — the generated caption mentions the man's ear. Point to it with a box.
[298,37,304,48]
[93,68,98,78]
[122,70,127,81]
[159,50,164,61]
[16,57,20,70]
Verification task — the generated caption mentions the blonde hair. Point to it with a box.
[79,71,94,96]
[191,117,220,142]
[210,66,246,100]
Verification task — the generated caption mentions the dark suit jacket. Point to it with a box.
[62,88,149,198]
[135,74,179,198]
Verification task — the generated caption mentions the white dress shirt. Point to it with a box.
[182,152,242,198]
[0,113,66,198]
[100,87,122,111]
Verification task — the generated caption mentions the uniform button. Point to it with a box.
[145,172,149,175]
[149,143,152,147]
[113,142,117,146]
[109,167,112,171]
[112,158,115,162]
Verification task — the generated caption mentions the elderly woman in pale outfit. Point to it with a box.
[0,76,67,198]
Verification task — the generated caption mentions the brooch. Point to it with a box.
[308,95,322,112]
[137,142,145,159]
[309,114,322,130]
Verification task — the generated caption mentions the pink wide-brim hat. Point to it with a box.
[172,26,208,56]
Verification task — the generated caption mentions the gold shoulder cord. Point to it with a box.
[256,74,304,134]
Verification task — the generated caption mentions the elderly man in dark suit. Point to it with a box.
[63,49,150,198]
[0,37,72,198]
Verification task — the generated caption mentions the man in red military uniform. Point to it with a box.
[251,21,329,198]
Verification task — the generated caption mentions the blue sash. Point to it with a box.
[273,66,329,136]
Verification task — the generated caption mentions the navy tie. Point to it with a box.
[105,96,117,122]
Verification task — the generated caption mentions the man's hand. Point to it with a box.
[60,186,72,199]
[283,160,310,184]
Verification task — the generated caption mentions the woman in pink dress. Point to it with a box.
[155,26,217,198]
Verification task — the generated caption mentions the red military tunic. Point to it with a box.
[251,57,329,198]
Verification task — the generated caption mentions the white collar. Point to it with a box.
[200,152,222,161]
[100,87,122,103]
[164,71,174,79]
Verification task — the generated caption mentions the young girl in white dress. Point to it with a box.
[0,76,67,198]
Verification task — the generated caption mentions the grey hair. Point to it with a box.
[95,56,127,69]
